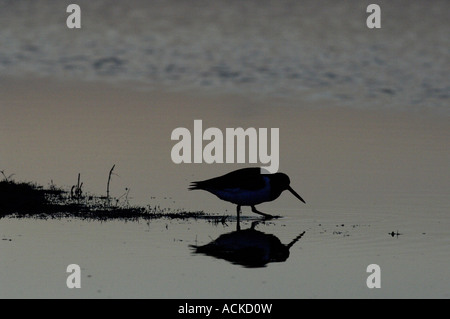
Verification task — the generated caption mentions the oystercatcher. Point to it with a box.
[189,167,305,219]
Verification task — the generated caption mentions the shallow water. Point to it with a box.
[1,200,449,299]
[1,78,449,298]
[0,0,449,299]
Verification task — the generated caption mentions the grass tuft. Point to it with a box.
[0,179,210,221]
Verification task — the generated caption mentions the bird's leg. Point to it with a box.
[250,221,260,230]
[251,206,274,219]
[236,205,241,231]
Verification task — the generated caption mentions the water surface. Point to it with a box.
[1,201,449,299]
[0,0,449,299]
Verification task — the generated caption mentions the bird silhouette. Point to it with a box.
[191,221,306,267]
[189,167,305,219]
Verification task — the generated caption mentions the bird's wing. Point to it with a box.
[190,168,266,191]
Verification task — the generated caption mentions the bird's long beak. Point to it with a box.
[288,186,306,204]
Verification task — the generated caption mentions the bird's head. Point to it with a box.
[270,173,306,204]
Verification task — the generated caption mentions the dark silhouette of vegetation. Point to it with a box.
[0,180,63,214]
[0,173,208,221]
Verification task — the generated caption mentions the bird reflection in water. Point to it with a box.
[191,220,305,268]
